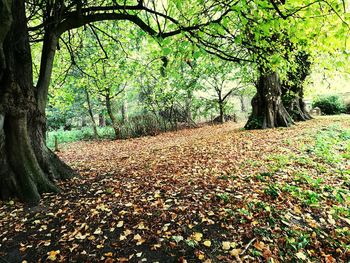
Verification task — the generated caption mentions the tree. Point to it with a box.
[0,0,234,203]
[199,59,249,123]
[187,0,348,129]
[282,51,312,121]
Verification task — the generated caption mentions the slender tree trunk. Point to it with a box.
[245,71,293,129]
[105,94,121,139]
[218,101,225,123]
[84,88,98,139]
[185,90,193,124]
[99,113,106,127]
[121,100,128,124]
[240,94,246,112]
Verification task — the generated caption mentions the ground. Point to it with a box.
[1,116,350,262]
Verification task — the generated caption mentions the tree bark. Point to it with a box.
[282,52,312,122]
[218,100,225,123]
[121,100,128,124]
[240,94,246,112]
[105,94,121,139]
[99,113,106,127]
[84,88,99,139]
[283,91,312,121]
[245,71,293,129]
[0,0,73,204]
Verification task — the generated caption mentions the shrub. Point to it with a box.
[312,95,346,115]
[346,101,350,114]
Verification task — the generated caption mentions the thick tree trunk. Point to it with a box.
[283,93,312,121]
[245,71,293,129]
[282,82,312,122]
[282,51,312,122]
[0,0,74,204]
[106,94,121,139]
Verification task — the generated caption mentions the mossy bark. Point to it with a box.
[106,94,121,139]
[0,0,75,204]
[245,71,294,129]
[283,92,312,121]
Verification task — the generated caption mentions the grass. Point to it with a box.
[47,126,115,148]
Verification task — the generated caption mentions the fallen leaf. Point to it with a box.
[296,251,307,260]
[203,240,211,247]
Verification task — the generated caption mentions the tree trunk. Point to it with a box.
[283,92,312,121]
[282,51,312,122]
[185,90,193,125]
[218,101,225,123]
[84,88,98,139]
[0,0,74,204]
[99,113,106,127]
[121,100,128,124]
[240,94,246,112]
[106,94,121,139]
[245,71,293,129]
[282,79,312,122]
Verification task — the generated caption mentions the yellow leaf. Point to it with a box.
[47,250,60,261]
[93,228,102,235]
[136,238,146,245]
[230,242,237,248]
[193,232,203,242]
[296,251,307,260]
[104,252,113,257]
[252,220,259,226]
[124,229,132,236]
[294,206,302,214]
[133,234,142,241]
[137,222,145,230]
[222,241,231,250]
[197,252,205,260]
[117,221,124,228]
[203,240,211,247]
[230,248,242,256]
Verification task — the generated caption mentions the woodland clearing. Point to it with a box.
[1,115,350,262]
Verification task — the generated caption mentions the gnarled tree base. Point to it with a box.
[285,97,312,122]
[245,71,294,129]
[0,113,76,205]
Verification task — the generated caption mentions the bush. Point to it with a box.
[312,95,346,115]
[346,102,350,114]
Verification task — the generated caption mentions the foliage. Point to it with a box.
[312,95,346,115]
[346,101,350,114]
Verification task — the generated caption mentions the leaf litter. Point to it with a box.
[0,115,349,262]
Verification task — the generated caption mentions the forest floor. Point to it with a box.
[1,115,350,263]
